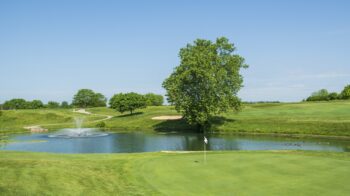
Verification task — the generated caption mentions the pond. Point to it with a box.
[1,129,350,153]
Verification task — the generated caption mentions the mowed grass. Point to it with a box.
[0,151,349,195]
[88,101,350,136]
[1,100,350,136]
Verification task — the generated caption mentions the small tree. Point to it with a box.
[28,100,44,109]
[340,85,350,99]
[163,37,247,131]
[144,93,164,106]
[72,89,107,108]
[60,101,71,108]
[47,101,60,108]
[109,92,146,114]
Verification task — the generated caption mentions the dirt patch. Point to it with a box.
[151,116,182,120]
[24,126,48,133]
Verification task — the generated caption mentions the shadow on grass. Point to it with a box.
[116,112,143,118]
[153,116,236,133]
[153,118,196,133]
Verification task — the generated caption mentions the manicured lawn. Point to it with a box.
[1,100,350,136]
[0,151,349,195]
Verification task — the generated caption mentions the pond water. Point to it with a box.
[1,130,350,153]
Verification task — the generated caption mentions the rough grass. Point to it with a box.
[1,101,350,136]
[0,151,349,195]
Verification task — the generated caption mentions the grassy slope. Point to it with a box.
[0,151,349,195]
[88,101,350,136]
[1,101,350,136]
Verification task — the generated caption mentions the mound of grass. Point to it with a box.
[1,101,350,136]
[0,151,349,195]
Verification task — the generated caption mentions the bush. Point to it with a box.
[95,121,106,128]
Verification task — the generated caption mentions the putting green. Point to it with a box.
[0,151,349,195]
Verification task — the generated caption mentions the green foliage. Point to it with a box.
[340,84,350,99]
[144,93,163,106]
[163,37,247,129]
[306,89,330,101]
[47,101,60,109]
[305,85,350,101]
[95,121,106,128]
[60,101,71,108]
[328,92,339,100]
[27,100,44,109]
[109,92,146,114]
[72,89,107,108]
[2,99,28,110]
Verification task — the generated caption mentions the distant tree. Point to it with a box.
[109,92,146,114]
[47,101,60,108]
[144,93,164,106]
[27,100,44,109]
[93,93,107,107]
[72,89,107,108]
[306,89,329,101]
[60,101,71,108]
[2,99,28,110]
[163,37,247,131]
[328,92,339,100]
[340,85,350,99]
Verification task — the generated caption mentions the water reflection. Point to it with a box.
[0,131,349,153]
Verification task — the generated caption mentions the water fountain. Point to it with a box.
[48,117,108,138]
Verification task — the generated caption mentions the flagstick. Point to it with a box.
[204,140,206,164]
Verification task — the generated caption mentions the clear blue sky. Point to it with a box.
[0,0,349,103]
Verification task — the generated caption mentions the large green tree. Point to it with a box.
[72,89,107,108]
[163,37,248,130]
[340,85,350,99]
[109,92,146,114]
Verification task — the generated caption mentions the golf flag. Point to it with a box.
[204,136,208,144]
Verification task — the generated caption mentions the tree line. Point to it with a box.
[305,84,350,101]
[0,89,164,112]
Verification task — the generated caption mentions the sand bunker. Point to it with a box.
[151,115,182,120]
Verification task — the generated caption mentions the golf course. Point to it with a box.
[1,101,350,137]
[1,1,350,195]
[1,151,350,195]
[1,101,350,195]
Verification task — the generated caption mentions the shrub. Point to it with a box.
[95,121,106,128]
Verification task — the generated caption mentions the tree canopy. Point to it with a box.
[144,93,164,106]
[163,37,247,130]
[340,85,350,99]
[109,92,146,114]
[305,85,350,101]
[2,99,28,110]
[47,101,60,108]
[72,89,107,108]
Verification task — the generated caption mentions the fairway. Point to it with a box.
[0,151,349,195]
